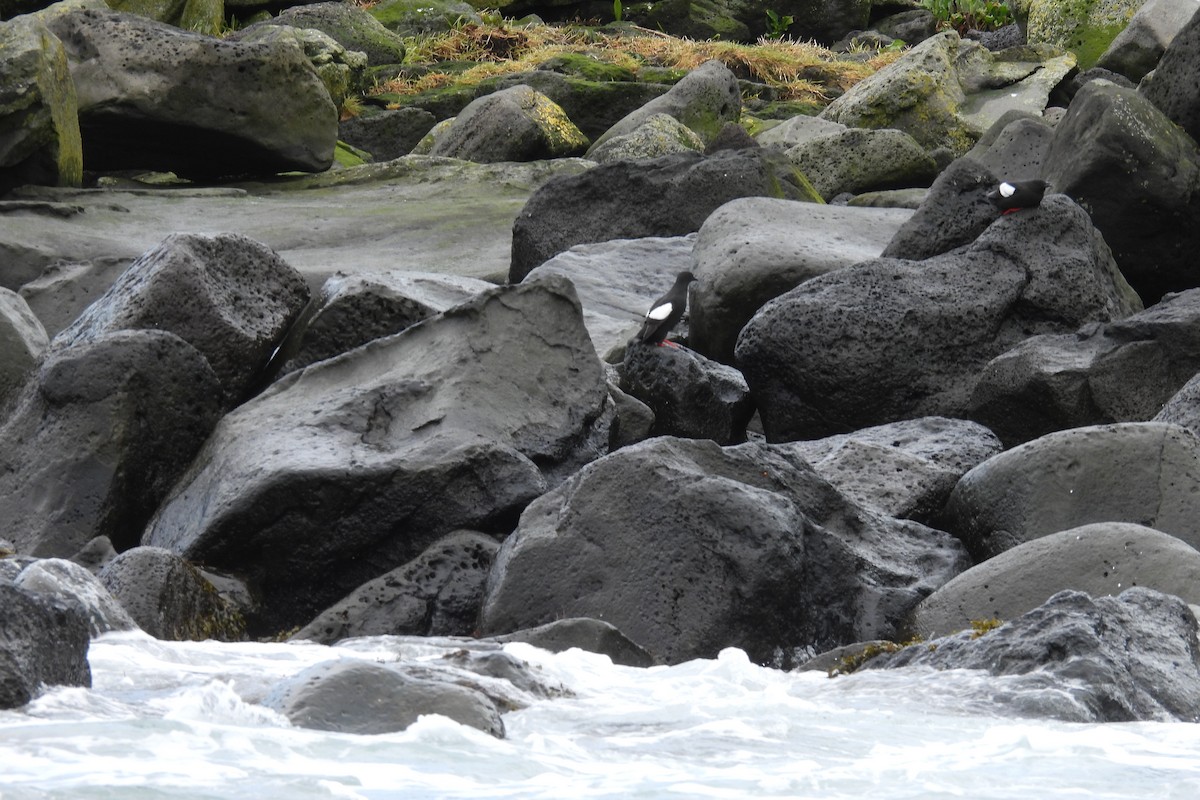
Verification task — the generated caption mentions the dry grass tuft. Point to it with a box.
[373,17,897,108]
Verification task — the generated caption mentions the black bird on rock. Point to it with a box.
[987,178,1048,214]
[637,271,697,347]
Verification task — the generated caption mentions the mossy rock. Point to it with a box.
[255,1,407,66]
[105,0,222,35]
[536,52,638,83]
[750,100,826,120]
[369,0,482,36]
[379,83,480,120]
[0,14,82,194]
[588,112,705,162]
[474,70,669,141]
[1026,0,1143,69]
[633,0,753,42]
[333,140,372,167]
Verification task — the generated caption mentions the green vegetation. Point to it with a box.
[921,0,1013,33]
[764,9,794,39]
[969,617,1004,638]
[372,15,900,109]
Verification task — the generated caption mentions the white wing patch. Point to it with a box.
[647,302,673,321]
[998,182,1016,198]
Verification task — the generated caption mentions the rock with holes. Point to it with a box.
[1043,80,1200,304]
[939,422,1200,561]
[44,3,336,177]
[275,271,490,375]
[688,198,912,365]
[969,287,1200,446]
[143,275,613,636]
[0,583,91,710]
[53,232,309,409]
[292,531,499,645]
[619,342,754,444]
[0,329,222,557]
[509,148,820,281]
[736,195,1141,441]
[865,587,1200,722]
[99,546,246,641]
[479,436,968,667]
[784,417,1003,523]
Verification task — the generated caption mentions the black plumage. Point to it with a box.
[987,179,1048,213]
[637,271,698,346]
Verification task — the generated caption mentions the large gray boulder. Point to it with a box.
[473,68,671,144]
[965,113,1055,181]
[784,127,939,200]
[756,115,848,149]
[11,557,136,637]
[263,659,504,737]
[524,235,697,360]
[430,85,588,163]
[338,107,437,162]
[820,32,1075,155]
[586,60,741,154]
[908,523,1200,639]
[98,546,246,641]
[864,587,1200,723]
[54,232,310,409]
[1157,369,1200,433]
[1044,80,1200,304]
[0,329,223,556]
[0,12,81,195]
[1095,0,1200,81]
[940,422,1200,561]
[1142,2,1200,142]
[736,195,1142,441]
[586,113,704,163]
[880,156,999,261]
[0,583,91,710]
[0,287,48,408]
[275,271,491,375]
[43,4,337,177]
[229,24,367,112]
[143,275,614,635]
[509,148,820,282]
[784,417,1003,523]
[479,436,969,667]
[969,287,1200,445]
[292,531,499,645]
[242,1,407,66]
[689,198,913,364]
[619,343,755,444]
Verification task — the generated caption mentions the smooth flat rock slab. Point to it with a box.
[0,156,592,302]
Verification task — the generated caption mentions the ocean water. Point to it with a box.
[2,632,1199,799]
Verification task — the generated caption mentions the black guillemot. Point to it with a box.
[987,179,1048,214]
[637,271,698,347]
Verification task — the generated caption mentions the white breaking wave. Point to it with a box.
[1,632,1199,799]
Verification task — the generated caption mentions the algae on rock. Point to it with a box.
[1021,0,1144,69]
[0,14,82,194]
[820,31,1074,156]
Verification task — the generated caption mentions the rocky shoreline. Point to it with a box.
[6,0,1200,730]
